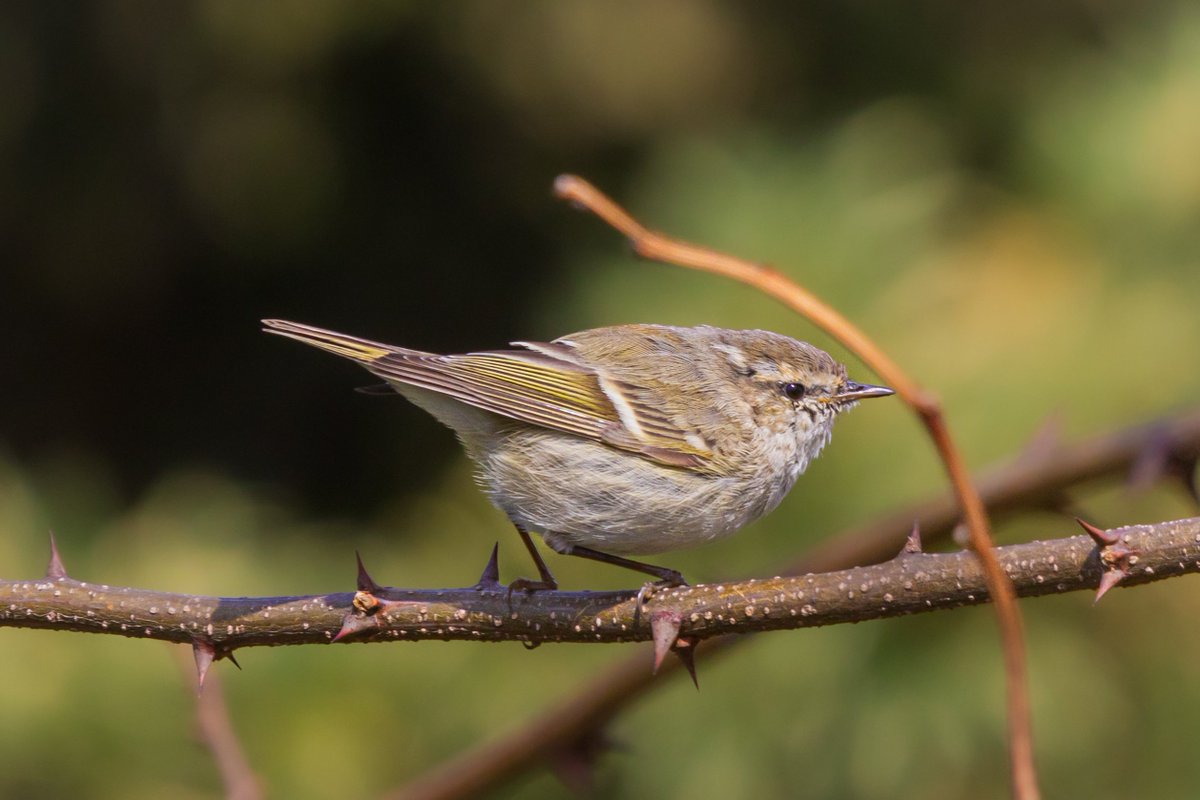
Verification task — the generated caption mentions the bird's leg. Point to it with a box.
[557,545,689,626]
[560,545,688,587]
[507,524,559,593]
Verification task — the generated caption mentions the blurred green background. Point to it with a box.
[2,2,1199,798]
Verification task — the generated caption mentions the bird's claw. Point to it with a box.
[505,577,558,614]
[634,574,688,626]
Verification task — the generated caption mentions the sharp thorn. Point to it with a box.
[1076,517,1117,547]
[225,650,242,671]
[1094,569,1125,603]
[901,521,923,555]
[332,612,376,643]
[674,640,700,690]
[474,542,502,590]
[192,640,216,692]
[355,550,382,593]
[45,530,68,580]
[649,611,682,674]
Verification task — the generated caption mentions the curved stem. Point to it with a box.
[553,174,1038,798]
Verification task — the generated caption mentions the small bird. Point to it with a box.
[264,320,893,589]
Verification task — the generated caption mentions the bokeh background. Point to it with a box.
[2,2,1199,798]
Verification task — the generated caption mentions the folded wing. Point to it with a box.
[263,319,715,472]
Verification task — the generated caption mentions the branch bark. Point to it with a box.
[4,518,1197,649]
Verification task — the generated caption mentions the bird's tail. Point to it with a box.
[262,319,422,365]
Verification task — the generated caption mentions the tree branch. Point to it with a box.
[4,409,1197,654]
[4,518,1197,650]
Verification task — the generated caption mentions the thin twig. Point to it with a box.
[175,648,263,800]
[553,174,1038,798]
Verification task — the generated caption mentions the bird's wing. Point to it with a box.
[263,320,715,471]
[374,348,716,470]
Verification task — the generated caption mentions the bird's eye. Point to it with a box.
[781,382,807,401]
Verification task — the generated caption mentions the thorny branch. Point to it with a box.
[5,406,1198,651]
[3,518,1197,649]
[2,412,1190,657]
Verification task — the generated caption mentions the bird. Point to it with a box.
[263,319,894,589]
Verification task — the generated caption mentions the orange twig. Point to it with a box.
[553,174,1039,800]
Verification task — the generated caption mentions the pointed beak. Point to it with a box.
[834,381,895,402]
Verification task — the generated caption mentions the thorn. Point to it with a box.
[649,611,682,673]
[193,639,215,691]
[474,543,502,591]
[900,522,923,556]
[226,650,242,671]
[673,638,700,690]
[1094,569,1125,604]
[332,611,377,643]
[45,531,68,580]
[355,551,382,593]
[1076,517,1117,547]
[1078,518,1140,603]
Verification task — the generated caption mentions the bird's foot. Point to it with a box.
[505,576,558,614]
[634,572,688,626]
[507,576,559,594]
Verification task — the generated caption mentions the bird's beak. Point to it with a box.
[834,381,895,402]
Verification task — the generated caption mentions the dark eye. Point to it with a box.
[781,382,807,401]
